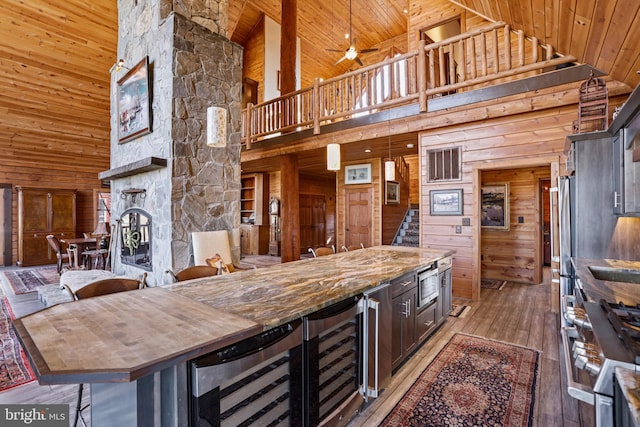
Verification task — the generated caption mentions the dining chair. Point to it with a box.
[166,265,219,282]
[308,247,335,257]
[46,235,70,274]
[64,273,147,427]
[342,243,365,252]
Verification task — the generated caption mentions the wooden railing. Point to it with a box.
[242,22,576,148]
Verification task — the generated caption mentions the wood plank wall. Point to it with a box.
[243,16,267,104]
[480,166,549,284]
[419,92,628,300]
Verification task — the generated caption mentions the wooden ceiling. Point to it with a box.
[1,0,638,180]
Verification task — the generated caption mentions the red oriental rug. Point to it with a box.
[382,333,539,427]
[1,266,60,295]
[0,298,35,391]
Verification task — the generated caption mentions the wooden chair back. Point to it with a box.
[173,265,219,282]
[46,234,63,254]
[309,247,334,257]
[71,275,146,300]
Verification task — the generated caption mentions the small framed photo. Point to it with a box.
[117,56,152,143]
[430,189,463,215]
[481,183,509,230]
[385,181,400,204]
[345,163,372,184]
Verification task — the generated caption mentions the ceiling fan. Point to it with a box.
[327,0,378,66]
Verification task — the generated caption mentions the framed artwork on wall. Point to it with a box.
[481,183,510,230]
[430,189,463,215]
[117,56,152,143]
[386,181,400,204]
[344,163,372,184]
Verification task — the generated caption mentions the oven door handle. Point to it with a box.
[560,326,595,405]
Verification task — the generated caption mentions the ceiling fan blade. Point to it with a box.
[355,57,363,66]
[335,56,348,66]
[359,48,379,54]
[326,48,345,53]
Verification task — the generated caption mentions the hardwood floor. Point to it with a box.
[0,264,592,426]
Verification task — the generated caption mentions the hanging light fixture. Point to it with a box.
[207,106,227,147]
[385,120,395,181]
[327,142,341,171]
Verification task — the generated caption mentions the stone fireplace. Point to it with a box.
[101,3,241,286]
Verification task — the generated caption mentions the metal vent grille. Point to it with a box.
[427,146,461,182]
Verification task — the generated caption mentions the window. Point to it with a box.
[428,147,461,181]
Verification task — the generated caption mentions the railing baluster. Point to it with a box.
[532,36,538,63]
[480,33,487,76]
[518,30,525,67]
[470,36,477,79]
[448,44,456,86]
[438,47,446,87]
[428,49,435,89]
[492,28,499,74]
[504,25,511,70]
[458,40,465,82]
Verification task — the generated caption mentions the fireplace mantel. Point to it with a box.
[98,157,167,181]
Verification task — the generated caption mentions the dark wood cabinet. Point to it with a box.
[239,224,269,255]
[17,187,76,266]
[391,272,417,370]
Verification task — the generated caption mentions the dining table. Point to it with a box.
[60,237,97,269]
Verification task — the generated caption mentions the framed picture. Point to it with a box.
[430,189,463,215]
[386,181,400,204]
[481,183,510,230]
[345,163,372,184]
[117,56,152,143]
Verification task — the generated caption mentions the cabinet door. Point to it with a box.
[402,288,417,357]
[416,303,438,342]
[50,191,76,233]
[21,190,48,232]
[391,294,405,368]
[613,133,625,215]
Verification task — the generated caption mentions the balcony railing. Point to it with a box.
[242,22,576,148]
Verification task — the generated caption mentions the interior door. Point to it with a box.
[300,194,326,251]
[345,187,372,248]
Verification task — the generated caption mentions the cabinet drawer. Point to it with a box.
[391,271,416,298]
[416,303,438,343]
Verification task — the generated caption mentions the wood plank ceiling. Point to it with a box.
[1,0,638,181]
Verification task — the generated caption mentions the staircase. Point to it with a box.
[392,206,419,247]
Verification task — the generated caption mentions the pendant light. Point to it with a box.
[327,142,341,171]
[385,120,395,181]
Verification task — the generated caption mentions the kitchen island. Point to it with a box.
[13,246,452,427]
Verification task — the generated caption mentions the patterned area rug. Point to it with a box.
[381,333,539,427]
[481,279,507,290]
[0,298,35,391]
[1,266,60,295]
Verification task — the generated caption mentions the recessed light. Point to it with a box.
[365,148,372,153]
[407,143,414,148]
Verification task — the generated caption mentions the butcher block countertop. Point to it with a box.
[572,258,640,305]
[14,246,450,385]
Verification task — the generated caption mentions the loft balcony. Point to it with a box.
[241,22,585,151]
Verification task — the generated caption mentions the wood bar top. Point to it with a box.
[13,287,261,384]
[14,246,450,385]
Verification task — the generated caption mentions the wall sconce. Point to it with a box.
[207,106,227,147]
[109,59,129,73]
[327,143,341,171]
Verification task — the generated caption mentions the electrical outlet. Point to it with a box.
[518,216,524,223]
[462,218,470,226]
[455,225,462,234]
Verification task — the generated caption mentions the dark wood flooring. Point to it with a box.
[0,263,592,426]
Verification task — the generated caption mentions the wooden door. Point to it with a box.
[18,188,50,266]
[344,187,372,248]
[299,194,326,251]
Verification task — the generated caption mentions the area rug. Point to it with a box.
[1,266,60,295]
[0,298,35,391]
[449,304,470,318]
[381,333,539,427]
[481,279,507,290]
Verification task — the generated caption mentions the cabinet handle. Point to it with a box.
[614,191,621,208]
[399,280,413,287]
[424,320,434,327]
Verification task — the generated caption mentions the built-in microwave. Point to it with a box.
[416,263,439,308]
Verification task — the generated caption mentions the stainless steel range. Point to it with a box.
[561,278,640,426]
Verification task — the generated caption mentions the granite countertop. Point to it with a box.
[615,367,640,426]
[571,258,640,305]
[14,246,451,384]
[164,245,453,329]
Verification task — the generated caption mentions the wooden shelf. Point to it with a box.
[98,157,167,181]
